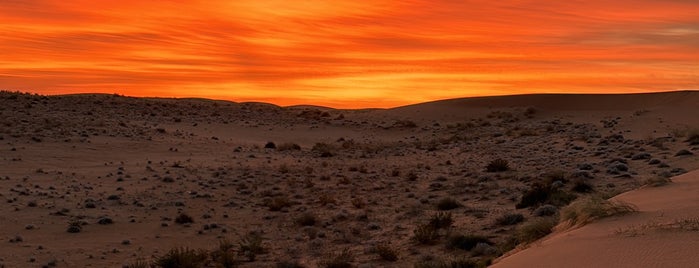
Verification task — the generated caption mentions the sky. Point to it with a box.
[1,0,698,108]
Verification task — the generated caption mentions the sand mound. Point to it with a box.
[493,169,699,268]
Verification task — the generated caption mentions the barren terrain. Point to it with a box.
[1,91,697,267]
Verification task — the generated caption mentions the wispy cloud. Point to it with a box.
[1,0,697,107]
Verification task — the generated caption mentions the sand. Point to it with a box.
[0,91,697,267]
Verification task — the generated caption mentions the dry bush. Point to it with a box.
[517,217,558,244]
[319,249,354,268]
[155,247,208,268]
[559,196,636,229]
[685,129,699,145]
[495,213,524,226]
[174,213,194,224]
[436,197,460,210]
[413,224,440,245]
[374,243,398,261]
[239,232,266,261]
[265,196,292,211]
[295,212,317,226]
[428,212,453,229]
[643,177,672,187]
[210,238,239,268]
[486,159,509,172]
[446,234,492,251]
[277,142,302,151]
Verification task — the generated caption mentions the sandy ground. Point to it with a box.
[0,91,697,267]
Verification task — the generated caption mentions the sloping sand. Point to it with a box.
[493,169,699,268]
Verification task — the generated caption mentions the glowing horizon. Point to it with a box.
[1,1,698,108]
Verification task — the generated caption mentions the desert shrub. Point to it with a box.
[174,213,194,224]
[155,247,208,268]
[686,129,699,145]
[66,220,82,233]
[516,183,577,209]
[265,196,292,211]
[571,179,594,193]
[436,197,460,210]
[517,217,558,243]
[276,260,305,268]
[295,212,317,226]
[312,143,335,157]
[239,232,266,261]
[486,159,509,172]
[351,197,366,209]
[644,177,672,187]
[277,142,301,151]
[428,212,453,229]
[210,238,238,268]
[495,213,524,226]
[532,205,558,217]
[414,257,479,268]
[375,243,398,261]
[125,259,150,268]
[413,224,439,245]
[446,234,492,251]
[319,249,354,268]
[559,196,636,228]
[264,142,276,149]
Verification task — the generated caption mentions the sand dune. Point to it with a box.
[0,91,697,267]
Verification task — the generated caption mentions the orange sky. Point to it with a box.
[1,0,698,108]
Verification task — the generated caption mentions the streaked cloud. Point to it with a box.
[1,0,697,107]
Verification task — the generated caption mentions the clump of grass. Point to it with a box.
[517,217,558,244]
[312,142,335,157]
[276,260,305,268]
[559,196,637,229]
[643,177,672,187]
[277,142,301,151]
[155,247,208,268]
[571,179,594,193]
[210,238,238,268]
[319,249,354,268]
[686,129,699,145]
[516,183,577,209]
[428,212,453,229]
[375,243,398,261]
[413,224,440,245]
[264,196,292,211]
[174,213,194,224]
[436,197,460,210]
[486,159,509,172]
[125,259,150,268]
[413,257,479,268]
[495,213,525,226]
[239,232,266,262]
[446,234,493,251]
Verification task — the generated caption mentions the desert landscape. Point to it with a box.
[0,90,697,267]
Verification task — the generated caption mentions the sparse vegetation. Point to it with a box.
[295,212,317,226]
[446,234,492,251]
[436,197,460,210]
[428,212,453,229]
[175,213,194,224]
[517,217,558,244]
[413,224,440,245]
[375,243,399,261]
[239,232,266,261]
[486,158,509,172]
[495,213,525,226]
[643,176,672,187]
[155,247,208,268]
[516,183,577,209]
[319,249,354,268]
[559,196,637,228]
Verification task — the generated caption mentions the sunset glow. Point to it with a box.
[1,0,698,108]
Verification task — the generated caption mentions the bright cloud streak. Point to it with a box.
[1,0,697,108]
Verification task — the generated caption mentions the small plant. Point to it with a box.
[571,179,594,193]
[155,247,208,268]
[319,249,354,268]
[446,234,492,251]
[486,159,509,172]
[686,129,699,145]
[495,213,525,226]
[277,142,302,151]
[276,260,305,268]
[125,259,150,268]
[644,177,672,187]
[559,196,637,228]
[67,220,82,233]
[265,196,292,211]
[239,232,266,262]
[211,238,238,268]
[375,243,398,261]
[174,213,194,224]
[351,197,366,209]
[413,224,439,245]
[414,257,479,268]
[428,212,453,229]
[436,197,460,210]
[516,183,577,209]
[295,212,317,226]
[517,217,558,243]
